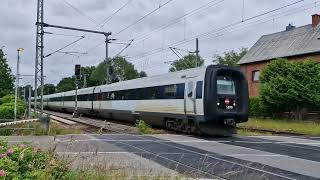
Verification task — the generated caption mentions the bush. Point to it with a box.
[0,95,25,119]
[249,97,261,117]
[0,139,70,179]
[260,59,320,120]
[136,120,152,134]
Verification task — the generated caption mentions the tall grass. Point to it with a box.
[238,118,320,136]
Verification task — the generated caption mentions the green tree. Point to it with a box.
[169,54,204,72]
[43,84,56,95]
[0,49,14,98]
[213,48,247,67]
[90,57,140,85]
[80,66,96,87]
[260,59,320,120]
[56,77,75,92]
[139,71,147,78]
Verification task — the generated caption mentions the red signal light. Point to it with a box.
[224,99,230,105]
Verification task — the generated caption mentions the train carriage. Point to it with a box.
[33,65,248,136]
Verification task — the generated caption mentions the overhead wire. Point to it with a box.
[99,0,133,28]
[130,1,316,70]
[132,0,225,44]
[114,0,176,36]
[44,36,85,58]
[126,0,305,60]
[79,0,175,58]
[60,0,99,26]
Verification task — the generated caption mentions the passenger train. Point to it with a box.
[32,65,249,136]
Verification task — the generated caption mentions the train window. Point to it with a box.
[196,81,203,99]
[136,88,145,100]
[88,94,94,101]
[176,84,185,99]
[187,82,193,98]
[103,92,109,100]
[96,93,103,101]
[217,76,236,95]
[110,92,115,100]
[164,85,176,99]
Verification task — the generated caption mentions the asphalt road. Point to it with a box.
[5,134,320,180]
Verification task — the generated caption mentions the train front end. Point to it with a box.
[200,65,249,136]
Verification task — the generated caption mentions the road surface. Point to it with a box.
[5,134,320,179]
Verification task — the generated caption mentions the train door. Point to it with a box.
[185,81,196,114]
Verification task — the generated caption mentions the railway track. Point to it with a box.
[45,110,307,137]
[44,111,138,134]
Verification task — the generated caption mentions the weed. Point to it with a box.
[136,120,153,135]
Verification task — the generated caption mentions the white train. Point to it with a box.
[32,65,249,136]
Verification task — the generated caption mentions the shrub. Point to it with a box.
[260,59,320,120]
[136,120,152,134]
[249,97,261,117]
[0,95,25,119]
[0,139,70,179]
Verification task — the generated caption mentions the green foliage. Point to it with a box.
[248,97,272,118]
[56,77,75,93]
[0,139,70,179]
[214,48,248,67]
[42,84,56,95]
[0,95,25,119]
[139,71,147,78]
[260,59,320,120]
[136,120,152,134]
[249,97,262,117]
[80,66,96,87]
[169,54,204,72]
[90,57,140,85]
[0,49,14,98]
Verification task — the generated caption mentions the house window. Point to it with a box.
[252,70,260,82]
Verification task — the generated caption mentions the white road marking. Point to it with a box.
[56,151,284,157]
[152,134,320,179]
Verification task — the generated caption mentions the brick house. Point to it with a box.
[238,14,320,97]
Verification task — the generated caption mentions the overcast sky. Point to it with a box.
[0,0,318,86]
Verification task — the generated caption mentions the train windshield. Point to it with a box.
[217,77,236,95]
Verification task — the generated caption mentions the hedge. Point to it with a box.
[0,95,25,119]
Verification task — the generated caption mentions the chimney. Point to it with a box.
[312,14,320,27]
[286,23,295,31]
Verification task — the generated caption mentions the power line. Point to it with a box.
[99,0,133,28]
[127,0,305,60]
[133,2,315,70]
[132,0,225,43]
[76,0,175,58]
[44,31,84,38]
[61,0,99,26]
[44,36,85,58]
[114,0,176,36]
[115,39,134,57]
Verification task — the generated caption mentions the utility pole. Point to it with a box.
[195,38,199,68]
[14,48,24,121]
[28,86,31,119]
[35,0,44,116]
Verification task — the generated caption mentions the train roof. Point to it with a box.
[40,66,215,98]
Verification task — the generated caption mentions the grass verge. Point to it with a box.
[238,118,320,136]
[0,122,83,136]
